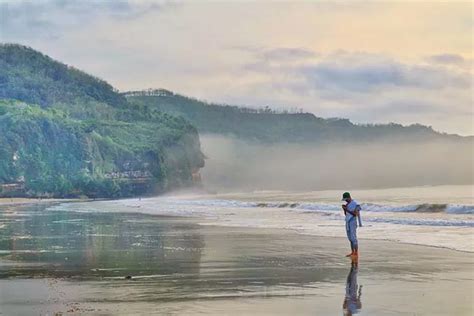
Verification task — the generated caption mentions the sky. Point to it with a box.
[0,0,472,135]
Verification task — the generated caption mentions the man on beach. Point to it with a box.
[342,192,361,257]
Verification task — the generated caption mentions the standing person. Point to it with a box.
[342,192,361,257]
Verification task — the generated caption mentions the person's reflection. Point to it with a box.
[343,259,362,315]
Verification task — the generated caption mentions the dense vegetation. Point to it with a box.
[0,45,204,198]
[0,44,127,110]
[126,90,462,143]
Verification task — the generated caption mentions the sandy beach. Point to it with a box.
[0,201,472,315]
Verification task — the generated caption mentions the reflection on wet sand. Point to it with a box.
[343,260,362,315]
[0,203,204,279]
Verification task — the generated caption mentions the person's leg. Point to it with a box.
[351,222,358,257]
[345,222,354,256]
[346,220,358,257]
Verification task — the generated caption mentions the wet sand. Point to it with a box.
[0,198,82,205]
[0,203,473,315]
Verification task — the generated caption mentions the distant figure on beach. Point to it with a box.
[343,261,362,315]
[341,192,361,257]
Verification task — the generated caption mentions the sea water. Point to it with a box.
[50,185,474,252]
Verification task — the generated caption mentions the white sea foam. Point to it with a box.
[128,198,474,214]
[155,198,474,215]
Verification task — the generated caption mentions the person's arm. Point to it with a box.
[356,205,363,226]
[346,210,356,216]
[354,205,361,216]
[342,205,360,216]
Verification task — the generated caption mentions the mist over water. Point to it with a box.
[199,134,474,192]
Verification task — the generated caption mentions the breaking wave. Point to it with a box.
[181,199,474,214]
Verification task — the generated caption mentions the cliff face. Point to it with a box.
[0,45,204,198]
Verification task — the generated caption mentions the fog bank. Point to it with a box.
[199,134,474,192]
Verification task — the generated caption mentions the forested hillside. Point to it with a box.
[0,45,204,198]
[126,89,464,143]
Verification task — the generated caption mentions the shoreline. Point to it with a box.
[2,197,473,255]
[0,197,86,206]
[59,195,474,253]
[3,198,472,255]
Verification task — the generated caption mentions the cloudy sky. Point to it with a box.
[1,0,472,135]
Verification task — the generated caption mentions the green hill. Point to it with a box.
[125,89,463,143]
[0,44,127,110]
[0,45,204,198]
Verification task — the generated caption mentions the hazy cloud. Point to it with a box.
[427,53,466,65]
[200,134,474,192]
[0,0,173,40]
[301,59,470,92]
[242,51,470,93]
[234,50,473,133]
[359,98,472,118]
[262,47,318,62]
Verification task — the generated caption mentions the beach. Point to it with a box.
[0,195,473,315]
[1,2,473,315]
